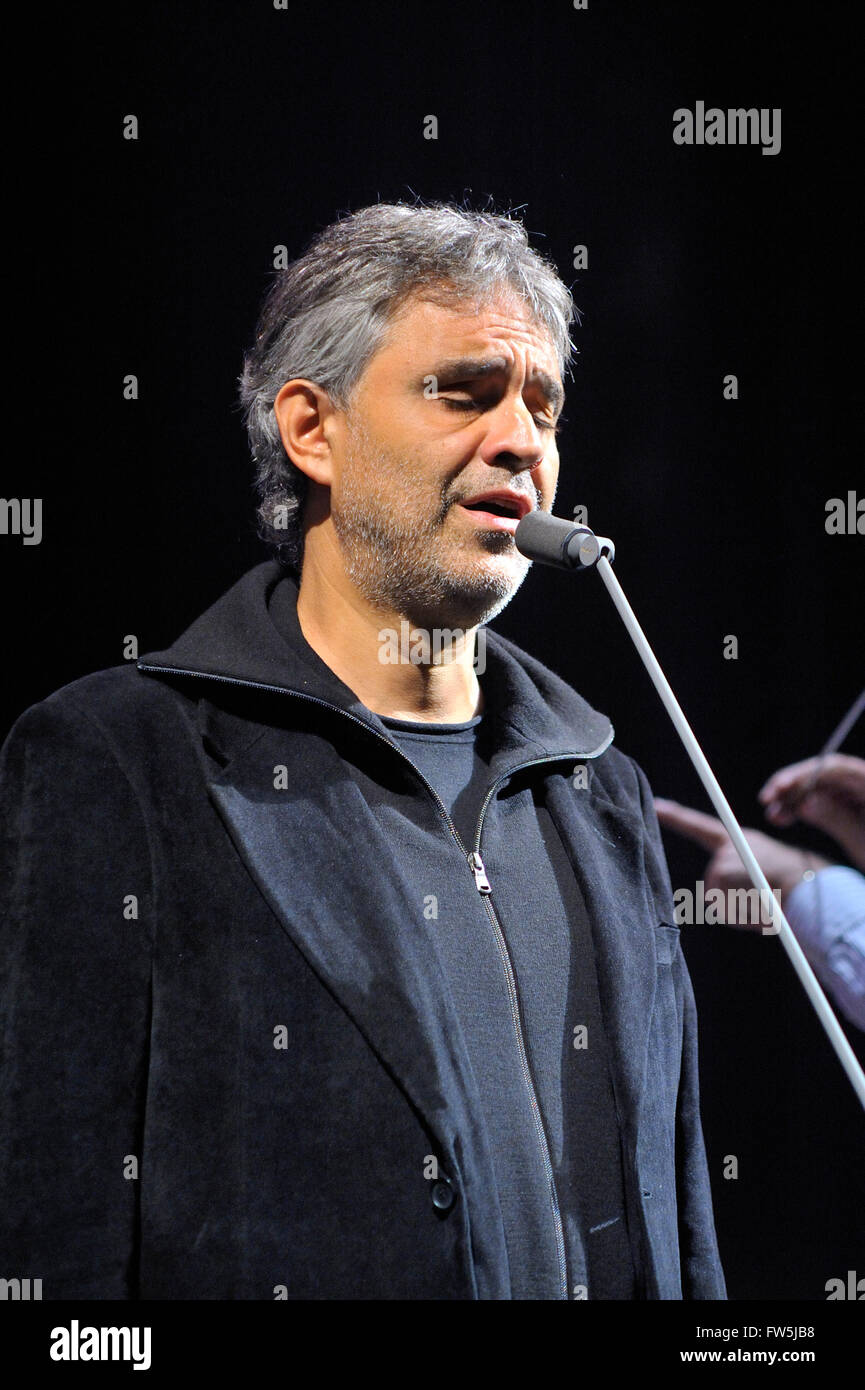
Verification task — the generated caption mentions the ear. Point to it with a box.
[273,380,338,486]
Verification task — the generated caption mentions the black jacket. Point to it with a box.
[0,560,726,1299]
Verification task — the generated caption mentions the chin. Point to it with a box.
[426,554,530,630]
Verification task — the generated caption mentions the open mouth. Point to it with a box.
[462,499,523,519]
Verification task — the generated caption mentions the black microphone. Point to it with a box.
[514,511,606,570]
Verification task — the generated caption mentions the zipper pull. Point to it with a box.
[468,851,492,894]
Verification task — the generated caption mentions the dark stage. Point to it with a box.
[2,0,863,1342]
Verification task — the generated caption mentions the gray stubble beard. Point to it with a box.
[330,424,535,631]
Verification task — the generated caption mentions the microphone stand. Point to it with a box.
[564,528,865,1113]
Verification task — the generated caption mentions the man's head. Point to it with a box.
[239,202,577,629]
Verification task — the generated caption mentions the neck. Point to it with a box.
[296,542,483,723]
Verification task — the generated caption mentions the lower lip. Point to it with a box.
[457,505,522,533]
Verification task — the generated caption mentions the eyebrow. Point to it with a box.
[426,356,565,415]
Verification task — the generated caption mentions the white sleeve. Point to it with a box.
[784,866,865,1032]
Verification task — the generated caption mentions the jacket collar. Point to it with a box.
[138,559,614,769]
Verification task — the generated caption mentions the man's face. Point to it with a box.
[324,291,564,630]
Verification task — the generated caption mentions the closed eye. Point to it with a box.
[439,397,561,434]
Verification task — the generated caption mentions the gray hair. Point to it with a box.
[238,201,579,570]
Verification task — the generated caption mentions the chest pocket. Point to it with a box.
[648,924,685,1117]
[654,923,681,965]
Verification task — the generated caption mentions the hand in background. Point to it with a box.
[653,799,833,931]
[759,754,865,872]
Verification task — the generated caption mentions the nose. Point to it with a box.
[477,397,549,473]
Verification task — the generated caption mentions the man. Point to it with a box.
[0,202,725,1300]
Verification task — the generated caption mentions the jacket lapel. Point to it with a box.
[200,698,512,1296]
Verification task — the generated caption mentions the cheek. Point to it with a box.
[371,460,447,522]
[339,440,400,501]
[537,455,559,502]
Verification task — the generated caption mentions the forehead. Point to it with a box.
[373,291,561,377]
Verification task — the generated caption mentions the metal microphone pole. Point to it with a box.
[515,515,865,1113]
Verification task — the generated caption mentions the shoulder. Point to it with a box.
[2,662,197,766]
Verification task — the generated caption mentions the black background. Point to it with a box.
[4,0,863,1303]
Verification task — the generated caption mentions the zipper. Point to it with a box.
[467,761,581,1301]
[138,660,610,1300]
[467,851,491,893]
